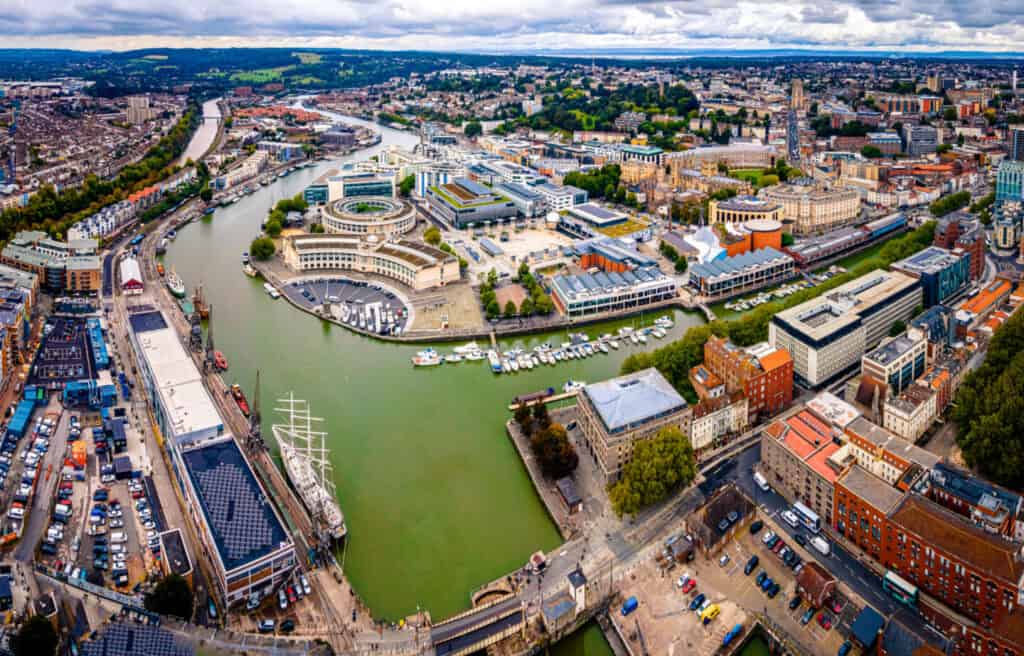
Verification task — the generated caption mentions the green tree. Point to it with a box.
[889,319,907,337]
[250,236,275,260]
[487,268,499,287]
[674,258,688,274]
[529,423,579,479]
[532,401,551,432]
[144,574,194,620]
[943,107,958,121]
[486,299,500,319]
[265,219,282,238]
[514,404,534,435]
[464,121,483,138]
[424,226,442,246]
[760,174,780,186]
[310,223,325,233]
[200,187,213,202]
[504,300,518,318]
[861,145,884,159]
[520,296,535,316]
[607,427,696,517]
[13,616,58,656]
[781,233,796,247]
[399,174,415,197]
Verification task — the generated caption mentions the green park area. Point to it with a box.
[229,66,293,82]
[570,110,598,130]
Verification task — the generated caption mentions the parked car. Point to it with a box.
[719,554,730,567]
[278,589,288,610]
[689,593,706,611]
[279,619,295,634]
[762,530,776,545]
[767,582,780,598]
[744,555,759,575]
[801,608,815,625]
[818,613,833,630]
[789,595,803,610]
[258,619,276,634]
[755,571,767,587]
[794,533,807,547]
[838,642,852,656]
[749,520,764,535]
[681,579,696,594]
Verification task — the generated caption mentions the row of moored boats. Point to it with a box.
[410,316,674,370]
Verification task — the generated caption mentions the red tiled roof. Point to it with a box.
[805,443,842,483]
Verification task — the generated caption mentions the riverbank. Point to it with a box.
[254,257,695,344]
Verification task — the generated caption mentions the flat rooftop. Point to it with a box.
[773,270,920,342]
[839,465,905,514]
[863,333,923,366]
[568,203,628,226]
[181,437,291,574]
[892,246,964,276]
[583,368,687,434]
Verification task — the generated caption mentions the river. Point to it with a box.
[179,98,221,166]
[164,106,705,646]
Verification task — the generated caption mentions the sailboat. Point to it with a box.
[272,394,347,541]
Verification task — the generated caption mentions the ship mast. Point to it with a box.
[204,304,216,372]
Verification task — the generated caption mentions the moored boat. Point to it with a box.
[230,384,251,416]
[166,270,186,298]
[412,348,442,367]
[213,351,228,371]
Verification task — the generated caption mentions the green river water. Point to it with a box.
[164,114,704,649]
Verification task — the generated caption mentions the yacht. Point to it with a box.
[487,350,502,373]
[445,353,463,363]
[598,342,609,354]
[412,348,442,367]
[453,341,481,355]
[465,350,485,362]
[609,340,620,350]
[563,380,586,394]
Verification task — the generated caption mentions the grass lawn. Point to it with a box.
[229,66,293,83]
[729,168,766,186]
[597,219,648,238]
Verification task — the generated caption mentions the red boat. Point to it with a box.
[214,351,228,371]
[230,384,250,416]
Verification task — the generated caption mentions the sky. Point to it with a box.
[1,0,1023,53]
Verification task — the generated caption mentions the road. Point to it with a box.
[731,457,942,646]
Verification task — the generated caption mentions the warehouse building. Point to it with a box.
[770,270,923,387]
[687,247,796,300]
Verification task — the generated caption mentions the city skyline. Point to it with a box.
[3,0,1024,54]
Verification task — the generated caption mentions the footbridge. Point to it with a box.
[430,595,525,656]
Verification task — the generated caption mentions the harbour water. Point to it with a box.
[165,108,705,639]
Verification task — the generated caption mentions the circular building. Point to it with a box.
[321,197,417,238]
[745,219,784,251]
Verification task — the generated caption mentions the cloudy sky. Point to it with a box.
[1,0,1023,53]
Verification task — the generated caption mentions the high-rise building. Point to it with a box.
[902,124,938,156]
[1010,127,1024,162]
[126,95,152,125]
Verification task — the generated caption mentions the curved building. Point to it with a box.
[320,197,417,238]
[708,196,785,228]
[760,184,861,235]
[282,235,459,290]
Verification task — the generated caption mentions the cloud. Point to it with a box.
[0,0,1023,51]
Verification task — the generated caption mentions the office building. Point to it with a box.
[933,217,985,281]
[903,124,939,157]
[533,182,588,211]
[770,270,923,387]
[883,382,936,442]
[320,197,417,238]
[891,246,971,307]
[996,160,1024,203]
[565,203,629,229]
[304,169,395,205]
[425,177,517,228]
[861,332,928,397]
[687,247,796,300]
[1010,128,1024,162]
[699,336,794,419]
[576,368,691,483]
[494,182,546,218]
[708,196,785,228]
[760,183,861,235]
[282,235,459,290]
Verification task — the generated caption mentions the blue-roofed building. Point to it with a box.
[550,268,676,318]
[179,436,295,606]
[891,246,971,308]
[80,621,194,656]
[577,368,691,482]
[909,304,954,351]
[687,247,796,300]
[849,606,885,650]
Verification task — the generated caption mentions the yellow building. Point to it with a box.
[760,184,861,235]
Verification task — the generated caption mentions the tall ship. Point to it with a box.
[272,394,347,541]
[166,270,186,298]
[192,283,210,319]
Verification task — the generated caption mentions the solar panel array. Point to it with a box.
[128,310,168,334]
[81,622,193,656]
[183,440,288,571]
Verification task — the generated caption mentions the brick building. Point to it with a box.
[700,337,794,420]
[934,216,986,281]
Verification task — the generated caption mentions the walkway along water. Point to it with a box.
[164,107,706,639]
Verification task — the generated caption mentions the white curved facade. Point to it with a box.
[320,197,417,238]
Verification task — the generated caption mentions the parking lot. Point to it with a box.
[283,277,412,336]
[28,317,96,389]
[699,518,857,656]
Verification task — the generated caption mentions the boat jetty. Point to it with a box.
[412,315,675,375]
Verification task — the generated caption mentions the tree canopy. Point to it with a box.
[608,427,696,517]
[250,236,276,260]
[953,308,1024,491]
[13,616,57,656]
[144,574,194,620]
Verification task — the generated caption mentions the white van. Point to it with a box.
[781,510,800,529]
[811,536,831,556]
[110,531,128,544]
[753,471,770,492]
